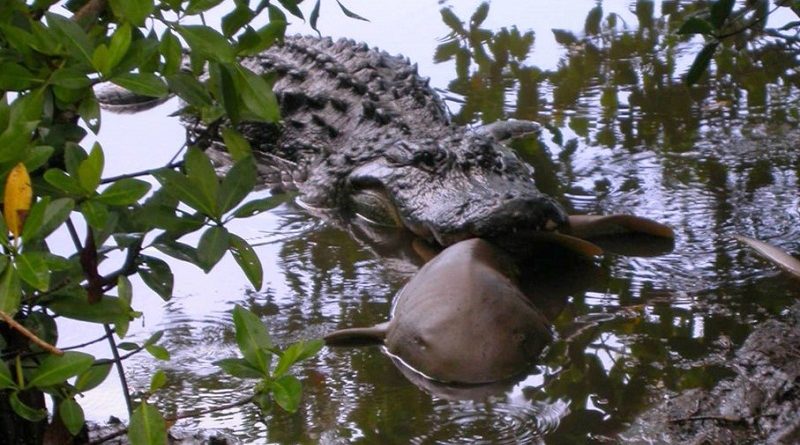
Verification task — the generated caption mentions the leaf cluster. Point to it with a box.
[215,305,323,413]
[0,0,343,443]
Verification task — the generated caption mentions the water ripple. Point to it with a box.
[408,398,569,445]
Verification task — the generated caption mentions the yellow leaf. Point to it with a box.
[4,163,32,240]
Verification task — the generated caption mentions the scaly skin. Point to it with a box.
[190,35,570,246]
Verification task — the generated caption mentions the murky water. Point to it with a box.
[67,1,800,443]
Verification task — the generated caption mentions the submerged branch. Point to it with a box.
[89,396,255,444]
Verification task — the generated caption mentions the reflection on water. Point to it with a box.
[99,1,800,444]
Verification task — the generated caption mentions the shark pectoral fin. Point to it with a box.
[531,232,604,258]
[324,322,391,346]
[568,214,675,239]
[735,235,800,280]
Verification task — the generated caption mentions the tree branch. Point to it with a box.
[100,161,184,185]
[0,311,63,356]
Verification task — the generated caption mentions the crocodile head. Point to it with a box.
[335,131,569,248]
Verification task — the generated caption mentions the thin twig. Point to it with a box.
[0,310,63,356]
[99,237,144,290]
[61,334,110,351]
[716,2,787,41]
[65,218,134,414]
[100,161,183,184]
[105,324,133,415]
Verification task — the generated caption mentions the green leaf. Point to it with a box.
[335,0,368,21]
[81,200,109,229]
[0,122,36,164]
[232,305,272,373]
[32,198,74,241]
[677,17,715,35]
[166,74,213,109]
[220,127,252,161]
[186,0,225,14]
[79,97,101,134]
[138,255,174,301]
[128,402,167,445]
[48,293,131,324]
[441,8,466,34]
[270,375,302,412]
[108,0,155,26]
[145,344,170,361]
[16,251,50,291]
[272,339,323,378]
[237,20,285,56]
[185,148,220,217]
[0,265,21,317]
[92,45,111,76]
[215,357,265,379]
[710,0,735,29]
[470,2,489,27]
[0,63,38,91]
[278,0,304,19]
[219,158,256,214]
[117,342,139,351]
[58,398,85,436]
[78,143,104,193]
[228,234,263,290]
[222,5,255,37]
[50,66,92,89]
[153,168,216,216]
[107,23,132,73]
[178,25,235,63]
[64,144,87,178]
[97,178,152,205]
[144,331,164,348]
[20,196,48,244]
[10,391,47,422]
[118,275,132,308]
[24,145,53,171]
[197,226,229,272]
[74,360,113,392]
[210,62,242,124]
[140,206,204,234]
[111,73,169,98]
[28,351,94,388]
[160,30,183,76]
[153,240,201,266]
[232,195,287,218]
[150,369,167,392]
[45,12,93,64]
[310,0,321,34]
[433,40,461,63]
[236,66,281,123]
[44,169,84,195]
[686,42,719,86]
[0,359,16,389]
